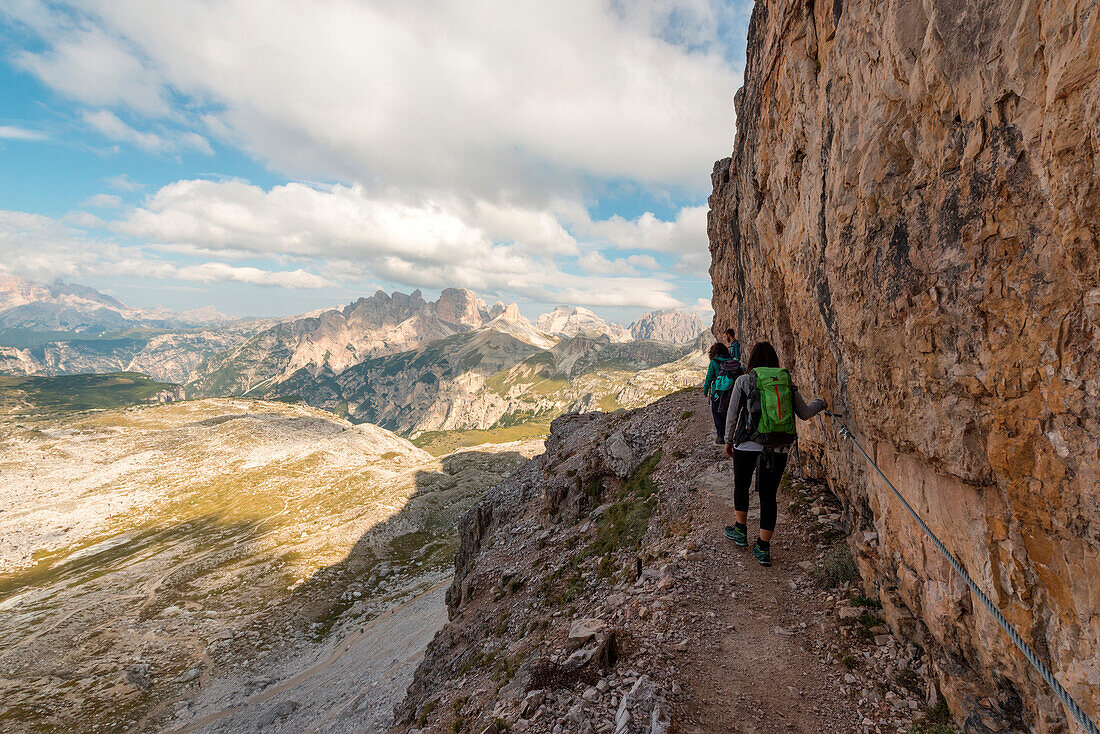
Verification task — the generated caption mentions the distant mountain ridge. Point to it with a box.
[629,308,706,344]
[0,275,230,333]
[535,305,632,342]
[184,288,548,397]
[0,275,269,382]
[255,326,705,434]
[0,278,711,420]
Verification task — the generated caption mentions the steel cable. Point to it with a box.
[823,410,1098,734]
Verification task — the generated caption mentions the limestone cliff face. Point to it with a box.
[709,1,1099,731]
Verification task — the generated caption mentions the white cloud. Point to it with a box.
[0,1,742,315]
[577,251,657,276]
[578,205,708,254]
[0,209,330,289]
[107,179,689,308]
[0,125,46,140]
[13,21,170,116]
[691,296,714,313]
[171,262,330,289]
[0,199,685,308]
[627,254,661,270]
[82,110,213,155]
[7,0,737,197]
[105,174,145,191]
[81,193,123,208]
[116,179,589,265]
[0,210,123,281]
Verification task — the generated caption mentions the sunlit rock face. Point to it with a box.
[628,308,706,344]
[708,1,1099,730]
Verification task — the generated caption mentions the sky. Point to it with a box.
[0,0,751,323]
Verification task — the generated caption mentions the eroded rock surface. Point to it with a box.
[708,1,1099,730]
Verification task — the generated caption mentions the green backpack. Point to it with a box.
[751,367,797,447]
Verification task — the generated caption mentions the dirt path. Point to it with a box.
[669,449,863,733]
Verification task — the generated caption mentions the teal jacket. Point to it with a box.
[703,356,730,398]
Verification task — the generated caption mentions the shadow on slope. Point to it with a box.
[0,439,530,734]
[151,445,533,734]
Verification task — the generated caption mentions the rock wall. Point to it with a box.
[708,1,1100,731]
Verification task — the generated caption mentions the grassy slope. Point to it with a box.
[0,372,176,416]
[412,421,551,456]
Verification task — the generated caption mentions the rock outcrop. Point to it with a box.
[185,289,520,397]
[628,309,706,344]
[536,306,632,342]
[708,1,1099,731]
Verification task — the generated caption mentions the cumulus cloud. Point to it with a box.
[5,0,737,196]
[578,205,708,253]
[0,0,741,315]
[691,296,714,313]
[117,179,575,260]
[171,262,330,289]
[12,19,170,116]
[576,251,661,276]
[0,196,687,308]
[109,178,690,309]
[0,209,330,289]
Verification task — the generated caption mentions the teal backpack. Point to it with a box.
[712,358,742,396]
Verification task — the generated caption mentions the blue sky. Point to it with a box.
[0,1,750,323]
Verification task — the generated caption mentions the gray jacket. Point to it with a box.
[723,371,826,451]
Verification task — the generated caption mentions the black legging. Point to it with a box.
[710,399,727,440]
[733,449,788,532]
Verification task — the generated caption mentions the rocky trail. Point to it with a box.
[393,390,955,734]
[674,456,884,733]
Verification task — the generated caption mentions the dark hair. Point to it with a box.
[708,342,730,360]
[746,341,780,370]
[724,328,736,340]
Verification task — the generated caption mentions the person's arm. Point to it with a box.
[793,385,826,419]
[702,360,716,397]
[724,375,747,443]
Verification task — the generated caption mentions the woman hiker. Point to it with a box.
[723,341,826,566]
[702,341,732,444]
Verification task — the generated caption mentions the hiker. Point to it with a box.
[722,341,826,566]
[703,342,730,443]
[723,328,742,363]
[703,341,743,444]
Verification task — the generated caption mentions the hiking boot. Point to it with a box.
[714,435,725,445]
[752,540,772,566]
[725,525,748,546]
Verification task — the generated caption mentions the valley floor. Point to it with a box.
[0,399,541,733]
[168,577,450,734]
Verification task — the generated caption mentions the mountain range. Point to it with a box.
[0,275,234,333]
[0,276,710,435]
